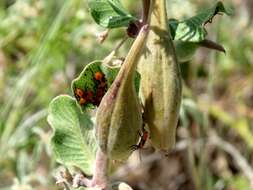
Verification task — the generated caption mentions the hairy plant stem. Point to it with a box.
[91,149,109,189]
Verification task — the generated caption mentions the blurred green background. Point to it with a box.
[0,0,252,189]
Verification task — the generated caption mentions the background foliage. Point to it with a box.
[0,0,252,189]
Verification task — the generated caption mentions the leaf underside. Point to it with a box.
[48,95,97,175]
[88,0,136,28]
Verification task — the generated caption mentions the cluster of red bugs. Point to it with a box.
[74,71,108,107]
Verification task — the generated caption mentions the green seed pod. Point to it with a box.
[96,25,149,160]
[138,0,182,151]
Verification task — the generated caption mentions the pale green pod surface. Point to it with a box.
[138,0,182,151]
[96,26,149,160]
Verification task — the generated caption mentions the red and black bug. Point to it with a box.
[131,128,149,150]
[74,88,86,105]
[93,71,108,106]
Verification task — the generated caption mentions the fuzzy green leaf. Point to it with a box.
[168,1,233,42]
[174,41,199,62]
[88,0,136,28]
[47,95,97,175]
[71,60,140,111]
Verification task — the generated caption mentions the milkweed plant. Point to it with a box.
[47,0,232,189]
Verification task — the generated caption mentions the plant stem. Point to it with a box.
[91,149,109,189]
[73,149,109,189]
[103,36,128,65]
[142,0,151,24]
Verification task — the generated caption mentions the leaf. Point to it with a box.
[198,39,225,53]
[174,41,199,62]
[170,1,231,61]
[175,39,225,62]
[168,1,233,42]
[88,0,136,28]
[47,95,97,175]
[71,60,140,111]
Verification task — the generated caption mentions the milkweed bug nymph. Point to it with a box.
[74,88,86,105]
[131,128,149,151]
[94,71,104,81]
[94,71,107,87]
[93,71,108,106]
[75,88,84,98]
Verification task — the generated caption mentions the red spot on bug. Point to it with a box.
[94,72,104,81]
[75,88,84,97]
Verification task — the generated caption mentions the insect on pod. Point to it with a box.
[95,25,149,161]
[130,127,149,151]
[138,0,182,152]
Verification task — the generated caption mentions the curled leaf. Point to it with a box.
[168,1,233,42]
[71,61,140,111]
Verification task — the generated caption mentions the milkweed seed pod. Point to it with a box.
[96,25,149,160]
[138,0,182,151]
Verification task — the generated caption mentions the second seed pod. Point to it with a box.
[138,0,182,152]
